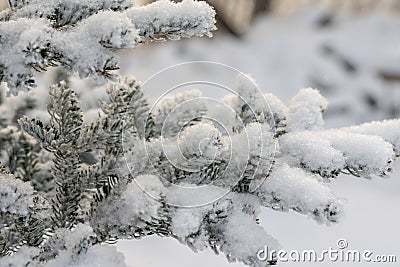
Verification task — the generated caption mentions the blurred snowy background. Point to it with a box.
[1,0,399,266]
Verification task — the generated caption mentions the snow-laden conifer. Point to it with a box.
[1,74,398,266]
[0,0,216,95]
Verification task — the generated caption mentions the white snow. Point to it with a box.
[0,172,35,215]
[126,0,216,40]
[1,2,400,267]
[279,131,346,177]
[257,162,343,223]
[286,88,328,131]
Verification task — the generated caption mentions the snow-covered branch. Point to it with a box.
[127,0,216,40]
[0,0,216,95]
[1,73,399,266]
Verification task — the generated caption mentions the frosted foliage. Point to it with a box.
[0,172,35,215]
[342,119,400,156]
[169,192,278,262]
[177,122,224,162]
[210,74,287,134]
[124,140,154,176]
[42,224,125,267]
[257,163,342,223]
[126,0,216,39]
[279,131,346,177]
[279,125,395,178]
[233,74,272,126]
[45,234,127,267]
[1,68,400,267]
[0,224,126,267]
[98,77,400,266]
[0,0,216,94]
[92,175,164,238]
[221,208,279,267]
[44,224,94,267]
[0,19,52,95]
[0,247,40,267]
[71,11,140,50]
[321,130,395,177]
[52,11,140,81]
[171,207,207,240]
[263,93,288,123]
[120,175,164,224]
[208,94,241,134]
[153,89,207,137]
[11,0,134,25]
[286,88,328,131]
[230,123,277,185]
[67,244,127,267]
[162,125,224,184]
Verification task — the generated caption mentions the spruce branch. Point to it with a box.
[0,0,216,95]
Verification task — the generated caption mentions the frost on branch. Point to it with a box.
[0,170,49,259]
[256,162,342,223]
[52,11,141,82]
[152,89,207,138]
[286,88,328,132]
[341,119,400,156]
[0,171,35,216]
[0,0,216,95]
[8,0,134,28]
[279,130,395,178]
[127,0,216,40]
[0,75,399,267]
